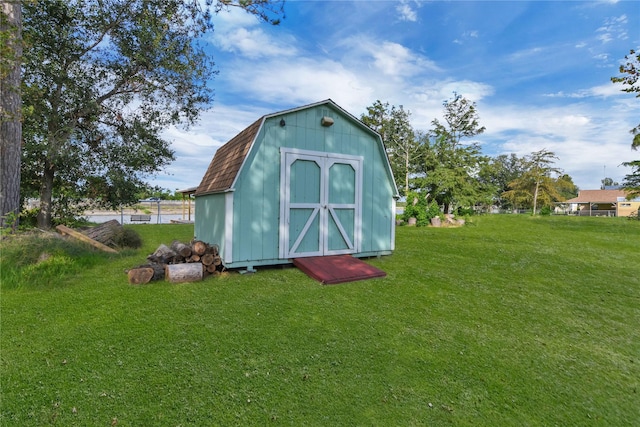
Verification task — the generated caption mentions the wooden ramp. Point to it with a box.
[293,255,386,285]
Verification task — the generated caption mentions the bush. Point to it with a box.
[402,193,443,226]
[403,192,429,226]
[19,207,40,229]
[539,206,552,216]
[113,227,143,249]
[456,206,475,216]
[425,201,442,222]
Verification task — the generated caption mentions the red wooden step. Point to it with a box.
[293,255,386,285]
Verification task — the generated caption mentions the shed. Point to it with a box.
[194,99,399,270]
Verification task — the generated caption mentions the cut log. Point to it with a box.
[127,263,165,284]
[147,244,177,264]
[206,264,218,273]
[165,262,203,283]
[192,240,207,256]
[212,255,222,266]
[56,225,118,253]
[83,220,122,246]
[128,267,154,285]
[188,254,201,263]
[171,240,192,258]
[148,263,166,281]
[201,253,215,266]
[206,244,219,256]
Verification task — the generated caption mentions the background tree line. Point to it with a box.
[361,93,579,216]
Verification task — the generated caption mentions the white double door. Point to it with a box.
[280,149,362,259]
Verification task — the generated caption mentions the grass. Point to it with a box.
[1,215,639,426]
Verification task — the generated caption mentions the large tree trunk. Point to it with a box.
[0,2,22,230]
[37,162,55,229]
[83,220,122,246]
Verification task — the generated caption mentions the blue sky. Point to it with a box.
[158,0,640,193]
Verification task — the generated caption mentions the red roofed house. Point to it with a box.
[564,189,640,217]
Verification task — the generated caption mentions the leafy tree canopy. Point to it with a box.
[20,0,284,228]
[621,160,640,199]
[611,49,640,149]
[479,154,528,210]
[431,92,486,149]
[502,149,564,215]
[612,49,640,198]
[361,100,419,196]
[419,93,489,213]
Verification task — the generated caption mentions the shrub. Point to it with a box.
[113,227,143,249]
[456,206,475,216]
[402,193,443,227]
[539,206,552,216]
[403,192,429,226]
[425,201,442,222]
[19,207,40,229]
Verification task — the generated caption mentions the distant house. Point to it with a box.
[194,99,399,270]
[564,189,640,217]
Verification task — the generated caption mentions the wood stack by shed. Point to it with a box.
[127,240,224,284]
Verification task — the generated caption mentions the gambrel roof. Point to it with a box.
[195,117,262,196]
[195,99,392,197]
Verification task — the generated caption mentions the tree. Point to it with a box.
[419,93,487,213]
[612,49,640,197]
[555,174,579,201]
[620,160,640,199]
[601,177,619,189]
[502,149,564,215]
[611,49,640,149]
[432,92,486,149]
[480,153,528,211]
[0,1,21,229]
[361,100,421,196]
[20,0,284,229]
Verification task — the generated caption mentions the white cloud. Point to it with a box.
[220,56,374,112]
[508,46,546,61]
[396,0,418,22]
[596,14,629,44]
[213,27,298,58]
[209,7,297,58]
[453,30,479,45]
[480,100,639,189]
[343,36,441,78]
[544,83,623,98]
[373,41,421,76]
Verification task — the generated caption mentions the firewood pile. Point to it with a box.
[127,240,225,284]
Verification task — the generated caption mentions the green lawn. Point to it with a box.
[1,215,639,426]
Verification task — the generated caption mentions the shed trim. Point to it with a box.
[224,192,234,264]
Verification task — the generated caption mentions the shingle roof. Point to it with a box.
[195,117,263,196]
[565,189,628,203]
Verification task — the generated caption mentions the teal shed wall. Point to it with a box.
[194,192,227,256]
[195,102,397,269]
